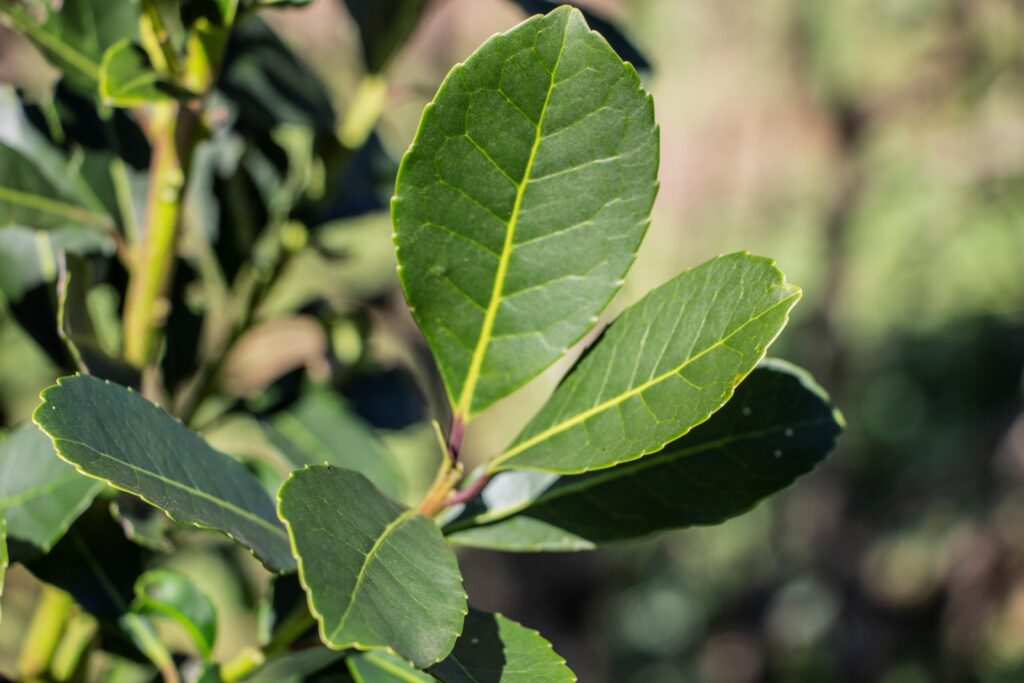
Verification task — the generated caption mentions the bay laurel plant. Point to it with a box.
[0,1,843,680]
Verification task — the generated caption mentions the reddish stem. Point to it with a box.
[447,416,466,463]
[445,472,492,508]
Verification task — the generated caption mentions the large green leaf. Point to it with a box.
[33,375,295,572]
[429,608,575,683]
[446,361,842,551]
[0,142,112,232]
[266,389,404,501]
[0,0,139,93]
[133,569,217,659]
[278,466,467,668]
[393,6,659,418]
[490,253,801,474]
[0,423,101,553]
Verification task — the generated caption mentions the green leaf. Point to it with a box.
[393,5,659,418]
[33,375,295,572]
[490,253,801,474]
[348,652,432,682]
[110,499,175,553]
[446,361,842,551]
[0,423,101,553]
[278,466,467,668]
[342,0,426,73]
[245,648,344,683]
[133,569,217,659]
[266,389,405,502]
[0,0,139,93]
[429,608,575,683]
[100,40,190,107]
[0,142,113,231]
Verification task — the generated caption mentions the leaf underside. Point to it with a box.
[491,253,801,474]
[0,423,101,553]
[429,608,576,683]
[278,466,467,668]
[393,5,659,417]
[446,361,842,551]
[33,375,295,572]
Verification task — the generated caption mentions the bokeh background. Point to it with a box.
[2,1,1023,681]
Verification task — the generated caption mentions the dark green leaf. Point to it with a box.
[266,389,404,501]
[26,501,149,619]
[429,608,575,683]
[342,0,426,73]
[278,466,467,668]
[133,569,217,659]
[100,40,191,107]
[245,648,344,683]
[0,141,113,231]
[393,6,659,417]
[34,375,295,572]
[0,423,101,553]
[447,361,842,550]
[490,253,801,474]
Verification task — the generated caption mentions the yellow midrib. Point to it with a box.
[489,291,801,469]
[453,19,571,420]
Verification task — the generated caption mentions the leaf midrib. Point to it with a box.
[51,436,287,539]
[453,16,571,419]
[329,508,418,641]
[489,291,800,469]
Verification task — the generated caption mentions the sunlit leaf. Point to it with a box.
[429,608,575,682]
[0,423,101,553]
[278,466,467,668]
[133,569,217,659]
[490,253,800,474]
[447,362,842,550]
[34,375,295,572]
[393,6,659,417]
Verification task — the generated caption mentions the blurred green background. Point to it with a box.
[2,0,1023,681]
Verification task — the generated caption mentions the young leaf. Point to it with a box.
[446,361,843,551]
[266,389,405,501]
[100,40,191,107]
[490,253,801,474]
[33,375,295,572]
[0,142,113,232]
[0,423,102,553]
[429,608,575,683]
[133,569,218,659]
[393,6,659,418]
[278,466,467,668]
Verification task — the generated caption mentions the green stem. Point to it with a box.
[17,585,73,679]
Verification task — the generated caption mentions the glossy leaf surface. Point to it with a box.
[447,362,842,550]
[34,375,295,572]
[491,253,801,474]
[393,6,659,417]
[278,466,466,668]
[429,608,575,682]
[133,569,218,659]
[0,423,101,552]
